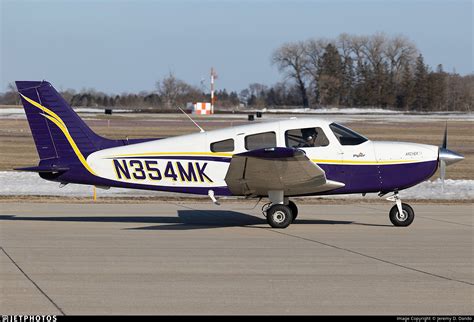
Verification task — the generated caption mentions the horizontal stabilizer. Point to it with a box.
[14,166,69,173]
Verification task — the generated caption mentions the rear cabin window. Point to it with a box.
[210,139,234,152]
[245,132,276,150]
[285,127,329,148]
[329,123,368,145]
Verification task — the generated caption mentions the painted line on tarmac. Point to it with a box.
[0,247,66,315]
[269,230,474,287]
[165,202,473,286]
[415,216,472,227]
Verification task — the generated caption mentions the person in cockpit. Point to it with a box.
[299,128,317,147]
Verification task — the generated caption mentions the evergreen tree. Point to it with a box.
[353,61,371,106]
[318,43,343,106]
[413,54,430,110]
[340,56,355,106]
[427,64,447,111]
[398,63,414,110]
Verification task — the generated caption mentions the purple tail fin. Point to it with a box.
[16,80,111,160]
[16,80,158,172]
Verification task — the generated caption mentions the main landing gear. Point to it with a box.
[262,193,298,229]
[385,191,415,227]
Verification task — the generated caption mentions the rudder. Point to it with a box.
[16,80,105,161]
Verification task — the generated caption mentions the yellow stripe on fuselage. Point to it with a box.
[109,152,422,166]
[311,159,422,165]
[110,152,234,158]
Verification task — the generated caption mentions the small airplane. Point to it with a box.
[15,81,464,228]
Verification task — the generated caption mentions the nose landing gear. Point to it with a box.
[386,192,415,227]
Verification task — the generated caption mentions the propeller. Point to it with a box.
[438,123,464,191]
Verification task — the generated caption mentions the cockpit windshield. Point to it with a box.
[329,123,368,146]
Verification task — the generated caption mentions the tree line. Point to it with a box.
[1,33,472,111]
[0,73,240,111]
[269,33,472,111]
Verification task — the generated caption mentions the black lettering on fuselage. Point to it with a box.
[164,162,178,181]
[145,160,162,180]
[113,159,131,179]
[111,159,212,183]
[177,162,197,182]
[195,162,213,183]
[129,160,146,180]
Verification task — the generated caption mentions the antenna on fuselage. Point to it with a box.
[176,106,205,133]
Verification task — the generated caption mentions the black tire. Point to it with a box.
[389,203,414,227]
[266,204,293,229]
[288,200,298,222]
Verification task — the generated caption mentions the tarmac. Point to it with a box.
[0,201,472,315]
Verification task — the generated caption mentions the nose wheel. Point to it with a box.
[389,203,414,226]
[386,192,415,227]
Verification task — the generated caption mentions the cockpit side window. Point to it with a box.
[329,123,368,145]
[285,127,329,148]
[245,132,276,150]
[210,138,234,152]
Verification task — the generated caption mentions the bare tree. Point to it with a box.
[272,41,309,107]
[248,83,268,97]
[349,35,370,66]
[360,32,386,71]
[156,72,198,109]
[337,33,353,62]
[1,83,21,105]
[384,34,418,81]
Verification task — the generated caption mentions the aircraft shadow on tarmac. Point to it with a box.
[129,210,358,230]
[0,211,391,230]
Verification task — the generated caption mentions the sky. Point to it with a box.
[1,0,472,94]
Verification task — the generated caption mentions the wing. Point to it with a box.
[224,147,344,197]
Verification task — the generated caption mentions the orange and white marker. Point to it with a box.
[193,102,212,115]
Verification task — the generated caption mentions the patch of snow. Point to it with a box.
[0,108,26,119]
[0,171,472,200]
[0,171,161,197]
[400,179,474,200]
[0,108,23,114]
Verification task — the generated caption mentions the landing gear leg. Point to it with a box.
[386,192,414,227]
